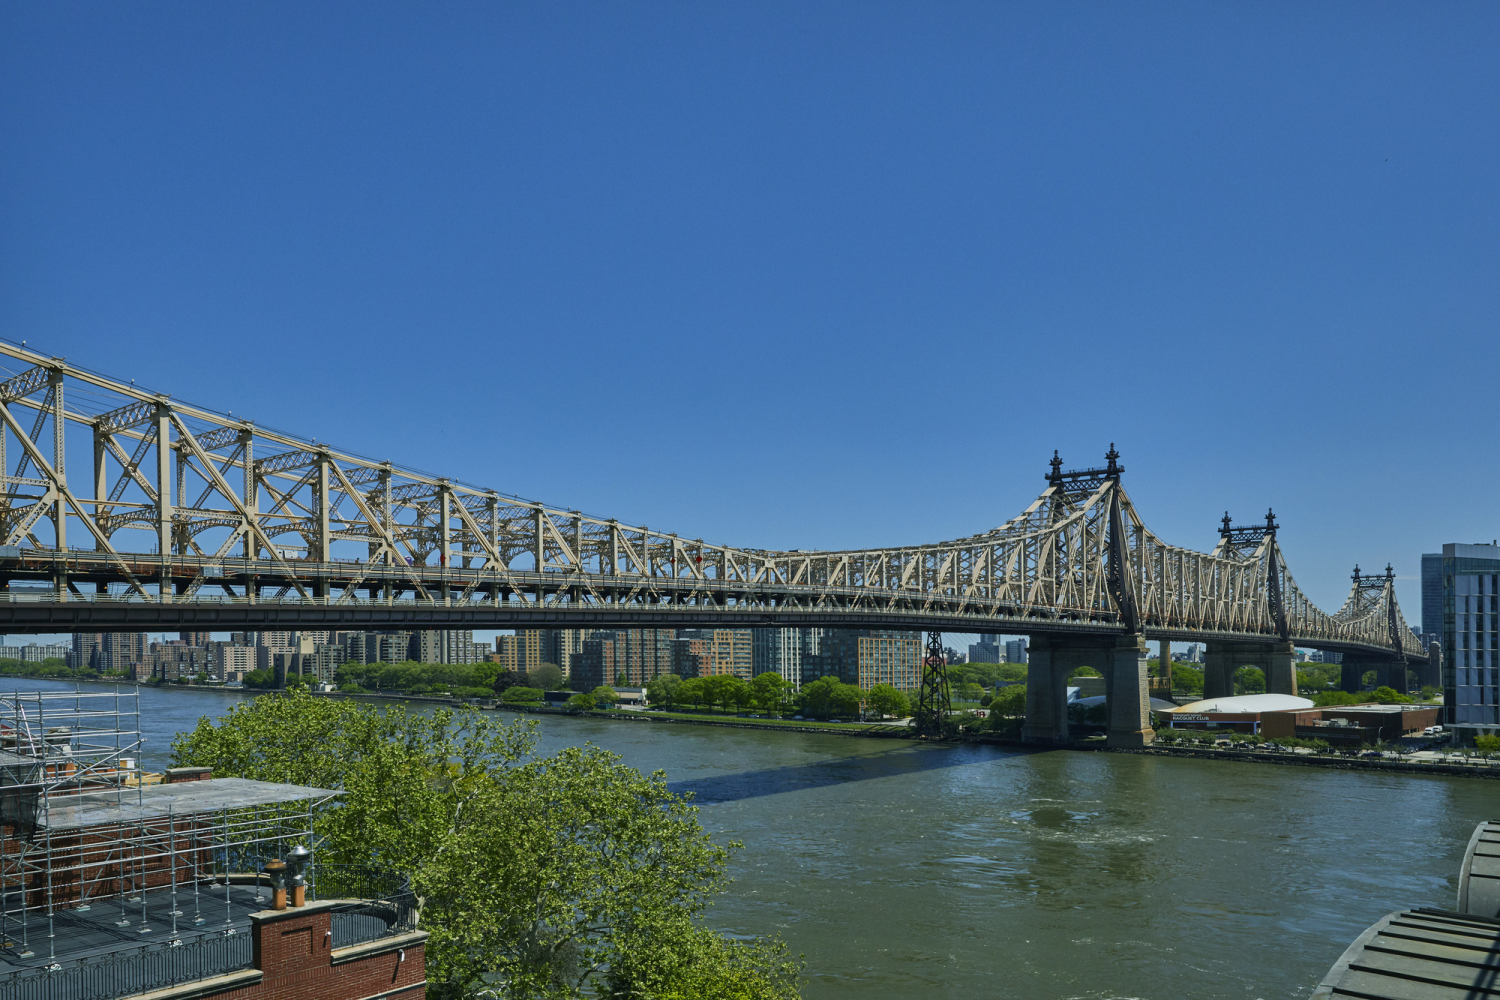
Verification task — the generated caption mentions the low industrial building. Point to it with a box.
[1260,704,1442,745]
[1164,693,1316,734]
[1165,694,1441,744]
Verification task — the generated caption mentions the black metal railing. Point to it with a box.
[312,864,418,948]
[0,930,252,1000]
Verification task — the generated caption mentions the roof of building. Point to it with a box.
[1071,695,1180,712]
[39,777,340,831]
[1170,693,1315,714]
[1313,908,1500,999]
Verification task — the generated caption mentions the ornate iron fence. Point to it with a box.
[313,864,418,948]
[0,929,252,1000]
[0,865,414,1000]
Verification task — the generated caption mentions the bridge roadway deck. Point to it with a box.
[0,550,1422,660]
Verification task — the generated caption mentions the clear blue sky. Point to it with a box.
[1,3,1496,649]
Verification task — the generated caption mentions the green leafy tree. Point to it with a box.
[592,685,620,709]
[1234,666,1266,694]
[1172,665,1205,695]
[502,686,544,704]
[675,677,708,711]
[703,675,749,713]
[528,663,565,691]
[169,692,801,999]
[1475,734,1500,754]
[1370,685,1412,704]
[989,683,1027,717]
[646,934,804,1000]
[1069,665,1101,678]
[242,668,277,689]
[950,663,1028,687]
[748,672,792,715]
[646,673,683,709]
[864,683,910,720]
[567,692,597,712]
[798,677,862,719]
[491,669,531,693]
[1296,662,1342,690]
[1312,689,1363,706]
[953,682,985,704]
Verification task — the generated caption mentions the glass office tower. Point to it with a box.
[1440,543,1500,741]
[1421,552,1443,642]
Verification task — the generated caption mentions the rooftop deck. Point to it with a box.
[0,867,415,1000]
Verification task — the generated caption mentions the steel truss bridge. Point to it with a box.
[0,343,1426,676]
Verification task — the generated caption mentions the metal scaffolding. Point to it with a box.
[0,687,335,961]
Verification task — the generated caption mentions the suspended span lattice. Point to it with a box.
[0,342,1424,661]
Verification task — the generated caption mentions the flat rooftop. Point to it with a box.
[0,882,263,973]
[40,778,339,831]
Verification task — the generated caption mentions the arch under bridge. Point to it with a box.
[0,343,1431,745]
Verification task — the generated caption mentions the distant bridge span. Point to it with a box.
[0,343,1432,744]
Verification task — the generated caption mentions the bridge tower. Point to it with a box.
[1203,509,1298,698]
[1337,564,1410,693]
[914,631,951,737]
[1021,447,1156,748]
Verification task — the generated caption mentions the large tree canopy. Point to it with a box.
[170,691,800,999]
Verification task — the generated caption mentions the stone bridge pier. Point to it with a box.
[1338,654,1408,694]
[1023,633,1154,748]
[1203,641,1298,698]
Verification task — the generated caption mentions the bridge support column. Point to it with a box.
[1424,642,1443,692]
[1204,644,1237,699]
[1023,634,1113,745]
[1264,642,1298,696]
[1341,654,1390,694]
[1107,633,1154,748]
[1203,641,1297,697]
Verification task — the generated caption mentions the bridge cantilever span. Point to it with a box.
[0,343,1429,745]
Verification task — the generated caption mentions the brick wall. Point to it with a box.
[220,900,427,1000]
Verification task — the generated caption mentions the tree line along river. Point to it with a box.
[10,679,1492,1000]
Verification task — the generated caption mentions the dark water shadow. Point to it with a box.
[667,742,1050,804]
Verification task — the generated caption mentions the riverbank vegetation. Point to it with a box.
[171,691,803,1000]
[0,655,131,683]
[331,660,565,699]
[641,673,914,721]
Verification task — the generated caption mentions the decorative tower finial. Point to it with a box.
[1105,443,1120,477]
[1047,450,1063,482]
[1352,564,1361,583]
[1220,512,1233,536]
[1265,508,1277,534]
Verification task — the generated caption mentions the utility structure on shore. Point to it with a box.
[914,631,951,738]
[0,343,1433,747]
